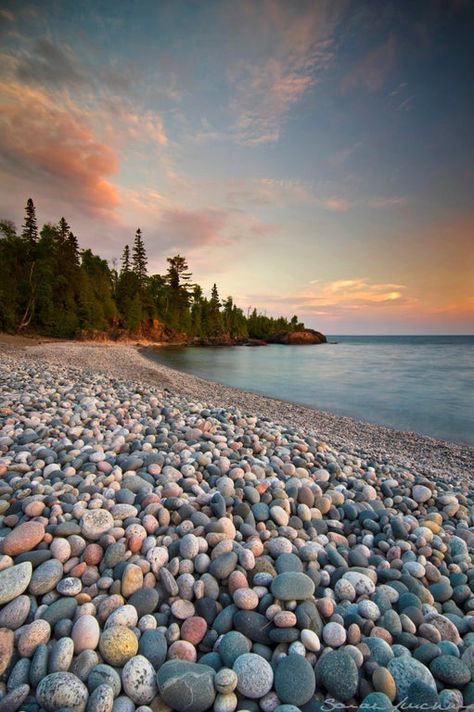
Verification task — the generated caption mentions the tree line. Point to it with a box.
[0,199,305,341]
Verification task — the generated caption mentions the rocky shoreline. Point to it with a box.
[1,339,474,712]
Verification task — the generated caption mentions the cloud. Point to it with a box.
[321,197,353,212]
[0,80,120,217]
[16,39,88,88]
[229,1,342,145]
[157,207,228,250]
[243,278,410,320]
[227,177,314,206]
[0,9,14,22]
[341,36,396,93]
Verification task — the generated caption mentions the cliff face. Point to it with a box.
[77,319,187,344]
[268,329,327,345]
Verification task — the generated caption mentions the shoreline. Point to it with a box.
[1,336,473,481]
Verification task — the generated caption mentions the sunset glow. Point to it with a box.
[0,0,473,333]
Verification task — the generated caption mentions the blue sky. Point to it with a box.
[0,0,473,333]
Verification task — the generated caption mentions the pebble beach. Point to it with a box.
[1,338,474,712]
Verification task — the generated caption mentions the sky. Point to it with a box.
[0,0,473,334]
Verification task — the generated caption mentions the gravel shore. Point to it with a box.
[1,338,474,712]
[2,338,472,481]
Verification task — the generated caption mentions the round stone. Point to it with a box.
[80,509,114,541]
[301,629,320,652]
[316,650,359,701]
[181,616,207,645]
[0,595,30,629]
[412,485,432,503]
[18,619,50,657]
[233,653,274,699]
[88,664,122,697]
[274,653,316,706]
[0,628,14,676]
[57,576,82,596]
[387,657,437,701]
[233,588,259,610]
[139,629,168,669]
[430,655,471,686]
[157,660,216,712]
[1,521,44,556]
[0,562,32,605]
[29,559,64,595]
[99,626,138,666]
[359,692,394,712]
[214,668,238,694]
[271,572,315,601]
[36,672,89,712]
[373,667,396,702]
[218,631,251,667]
[322,622,346,647]
[87,683,114,712]
[122,655,158,704]
[72,614,101,653]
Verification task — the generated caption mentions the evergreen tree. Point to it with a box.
[58,217,71,243]
[132,228,147,288]
[121,244,131,274]
[22,199,38,243]
[208,283,223,335]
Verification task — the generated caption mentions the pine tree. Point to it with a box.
[209,283,222,335]
[22,198,38,243]
[58,217,70,243]
[121,244,131,274]
[132,228,147,288]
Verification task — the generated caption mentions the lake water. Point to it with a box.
[147,336,474,446]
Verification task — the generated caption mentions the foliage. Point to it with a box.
[0,199,305,341]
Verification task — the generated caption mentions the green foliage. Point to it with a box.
[0,199,305,341]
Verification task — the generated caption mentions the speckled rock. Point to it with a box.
[233,653,274,699]
[99,626,138,666]
[0,562,32,605]
[387,657,437,701]
[80,510,114,541]
[36,672,89,712]
[121,655,158,704]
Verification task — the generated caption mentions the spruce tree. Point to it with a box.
[132,228,147,288]
[121,244,131,274]
[22,198,38,243]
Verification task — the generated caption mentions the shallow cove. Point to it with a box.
[145,335,474,446]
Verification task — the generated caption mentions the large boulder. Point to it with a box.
[268,329,327,345]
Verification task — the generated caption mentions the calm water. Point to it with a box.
[147,336,474,446]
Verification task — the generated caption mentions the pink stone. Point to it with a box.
[2,521,45,556]
[180,616,207,645]
[72,614,100,653]
[233,588,259,610]
[168,640,197,662]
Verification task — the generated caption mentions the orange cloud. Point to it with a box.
[0,80,119,217]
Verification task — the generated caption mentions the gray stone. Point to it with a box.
[233,653,274,699]
[316,650,358,702]
[271,572,315,601]
[274,653,316,706]
[0,562,32,605]
[387,657,437,702]
[157,660,216,712]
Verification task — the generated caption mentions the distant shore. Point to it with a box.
[1,334,472,481]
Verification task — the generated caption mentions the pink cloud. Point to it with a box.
[0,81,120,217]
[321,197,353,212]
[158,207,228,250]
[229,2,342,145]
